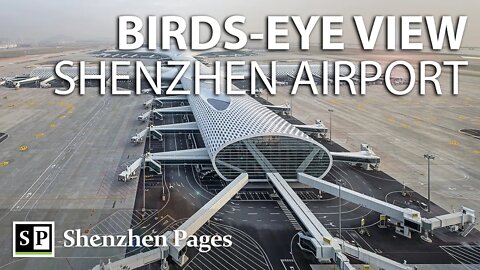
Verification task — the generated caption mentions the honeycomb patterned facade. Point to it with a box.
[177,56,333,181]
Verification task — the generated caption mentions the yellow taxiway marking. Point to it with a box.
[424,117,436,123]
[400,123,410,128]
[449,139,460,146]
[387,117,396,123]
[25,100,36,107]
[0,161,9,167]
[473,150,480,155]
[35,133,45,138]
[328,99,343,105]
[356,104,366,111]
[19,145,29,151]
[58,101,75,114]
[49,123,57,128]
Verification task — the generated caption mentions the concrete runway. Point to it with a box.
[0,87,146,268]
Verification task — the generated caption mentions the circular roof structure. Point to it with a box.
[178,55,332,181]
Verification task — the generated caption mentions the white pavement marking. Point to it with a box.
[10,99,108,211]
[441,245,480,268]
[183,222,272,270]
[277,201,303,230]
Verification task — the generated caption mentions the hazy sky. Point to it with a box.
[0,0,478,47]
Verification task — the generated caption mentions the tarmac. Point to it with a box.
[0,86,146,268]
[0,47,479,269]
[123,96,480,270]
[254,50,480,229]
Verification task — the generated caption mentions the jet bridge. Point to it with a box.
[141,88,152,94]
[137,110,151,122]
[40,76,55,88]
[143,98,153,108]
[147,148,210,165]
[339,239,413,270]
[150,122,199,134]
[157,96,189,101]
[298,173,477,240]
[146,158,162,174]
[422,207,476,240]
[265,103,291,115]
[118,158,143,182]
[152,106,192,114]
[298,172,422,238]
[331,144,380,170]
[14,76,40,88]
[294,120,328,137]
[118,157,163,181]
[147,106,192,121]
[143,96,189,109]
[94,173,249,270]
[118,148,210,180]
[147,122,199,140]
[131,127,149,143]
[154,96,189,106]
[131,122,200,144]
[267,173,413,270]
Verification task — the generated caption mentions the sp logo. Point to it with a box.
[13,221,55,257]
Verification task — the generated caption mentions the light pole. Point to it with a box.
[290,96,293,116]
[148,108,153,153]
[338,181,342,242]
[328,109,334,144]
[142,153,146,219]
[143,110,153,218]
[424,153,435,212]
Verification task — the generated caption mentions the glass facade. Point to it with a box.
[182,56,333,182]
[214,135,331,180]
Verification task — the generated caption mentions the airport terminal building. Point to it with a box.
[180,55,333,181]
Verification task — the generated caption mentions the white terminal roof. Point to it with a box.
[174,54,333,181]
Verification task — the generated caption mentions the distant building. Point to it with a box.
[0,42,18,49]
